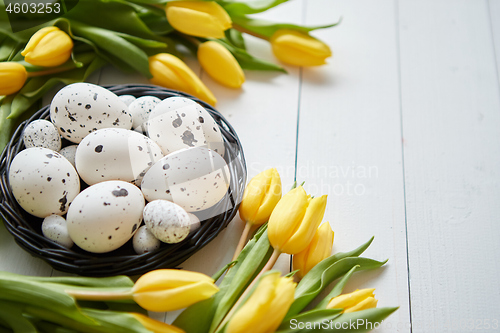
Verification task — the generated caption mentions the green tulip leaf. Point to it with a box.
[34,320,79,333]
[212,261,237,282]
[213,39,286,73]
[324,307,399,333]
[286,256,387,318]
[81,308,154,333]
[225,29,246,50]
[0,37,20,61]
[232,15,340,39]
[315,265,359,310]
[276,309,343,333]
[0,300,37,333]
[223,0,290,16]
[4,272,135,289]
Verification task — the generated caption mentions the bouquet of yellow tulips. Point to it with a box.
[0,0,338,152]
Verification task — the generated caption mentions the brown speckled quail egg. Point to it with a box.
[133,225,161,254]
[129,96,161,133]
[42,214,74,248]
[59,145,78,167]
[119,94,136,106]
[147,97,225,156]
[141,146,230,212]
[143,200,190,244]
[66,180,145,253]
[75,128,164,186]
[22,119,61,151]
[50,83,132,143]
[8,147,80,218]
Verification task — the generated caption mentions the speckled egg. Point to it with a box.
[66,181,145,253]
[23,119,62,151]
[50,83,133,143]
[42,214,74,248]
[59,145,78,167]
[143,200,190,243]
[75,128,164,186]
[141,147,230,212]
[119,94,136,106]
[147,97,225,156]
[133,225,161,254]
[129,96,161,133]
[8,147,80,218]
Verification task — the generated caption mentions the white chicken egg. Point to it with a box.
[143,200,190,244]
[141,147,230,212]
[42,214,74,248]
[147,97,225,156]
[188,213,201,235]
[119,94,136,106]
[66,180,145,253]
[8,147,80,218]
[22,119,61,151]
[59,145,78,167]
[133,225,161,254]
[75,128,164,186]
[50,83,133,143]
[129,96,161,133]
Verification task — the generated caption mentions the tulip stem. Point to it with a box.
[233,24,269,41]
[216,248,281,332]
[231,222,254,261]
[65,289,133,301]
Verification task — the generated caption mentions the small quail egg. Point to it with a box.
[147,97,225,156]
[188,213,201,235]
[59,145,78,167]
[141,146,230,212]
[143,200,190,244]
[23,119,61,151]
[8,147,80,218]
[133,225,161,254]
[50,83,133,143]
[75,128,164,186]
[129,96,161,133]
[119,95,136,106]
[42,214,74,248]
[66,180,145,253]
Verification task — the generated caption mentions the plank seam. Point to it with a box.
[486,0,500,103]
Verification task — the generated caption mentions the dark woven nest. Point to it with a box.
[0,84,246,276]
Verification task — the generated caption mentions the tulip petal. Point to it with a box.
[22,27,73,67]
[255,168,282,222]
[268,186,308,251]
[167,1,232,30]
[131,313,186,333]
[21,26,59,56]
[133,280,219,312]
[167,7,226,39]
[133,269,215,293]
[281,194,327,254]
[344,296,378,313]
[0,62,27,96]
[198,41,245,88]
[327,288,376,310]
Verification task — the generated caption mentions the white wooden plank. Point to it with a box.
[489,0,500,81]
[297,0,410,331]
[399,0,500,331]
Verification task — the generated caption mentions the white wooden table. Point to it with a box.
[2,0,500,332]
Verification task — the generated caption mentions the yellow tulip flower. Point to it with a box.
[327,288,378,313]
[239,168,282,226]
[132,269,219,312]
[198,41,245,88]
[21,26,73,67]
[270,29,332,67]
[0,62,27,95]
[293,222,334,279]
[130,313,185,333]
[149,53,217,105]
[268,186,327,254]
[166,1,231,38]
[226,272,296,333]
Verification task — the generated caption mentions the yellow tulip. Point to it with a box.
[239,168,282,226]
[132,269,219,312]
[268,186,327,254]
[270,29,332,67]
[293,222,334,279]
[226,272,296,333]
[327,288,378,313]
[198,41,245,88]
[166,1,231,38]
[149,53,217,105]
[0,62,27,95]
[130,313,185,333]
[21,26,73,67]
